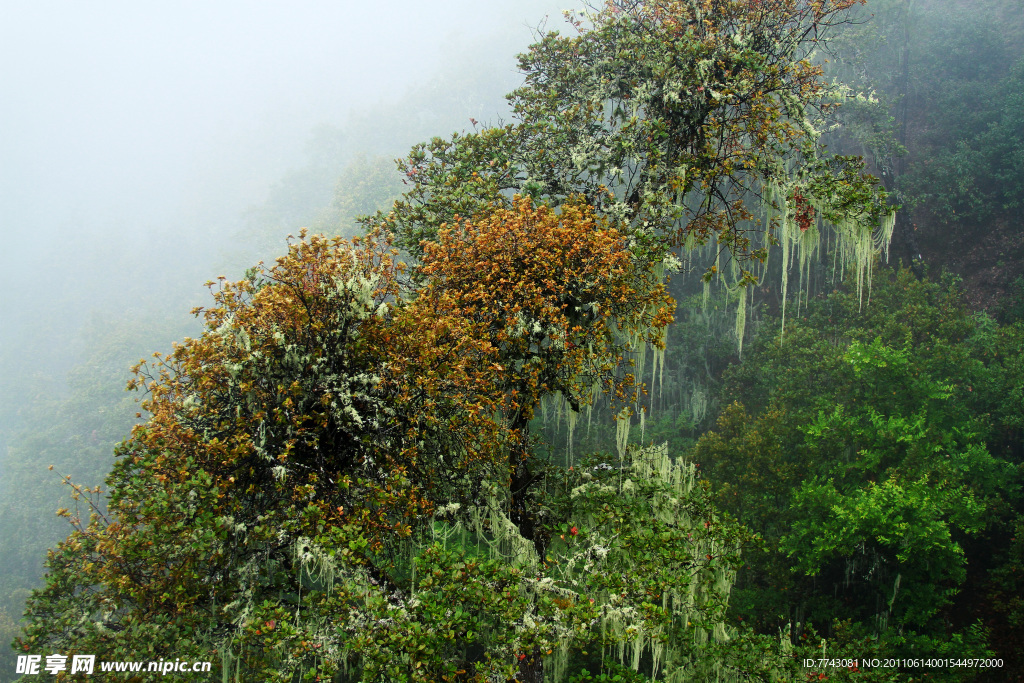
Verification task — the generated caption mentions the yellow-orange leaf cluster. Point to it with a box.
[416,195,675,430]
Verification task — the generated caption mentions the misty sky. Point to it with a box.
[1,1,568,251]
[0,0,573,378]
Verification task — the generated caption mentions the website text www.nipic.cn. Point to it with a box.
[16,654,212,676]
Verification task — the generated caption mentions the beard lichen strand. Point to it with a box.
[653,322,668,401]
[554,390,564,434]
[585,379,601,438]
[639,400,646,445]
[870,211,897,306]
[566,403,580,468]
[218,643,238,683]
[464,484,540,569]
[615,406,631,462]
[690,385,708,426]
[761,172,895,337]
[735,282,748,358]
[796,217,822,320]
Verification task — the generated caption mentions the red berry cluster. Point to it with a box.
[791,190,815,232]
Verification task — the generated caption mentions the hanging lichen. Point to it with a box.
[547,443,748,681]
[615,406,632,461]
[758,175,895,337]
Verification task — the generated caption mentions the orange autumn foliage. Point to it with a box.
[415,195,676,430]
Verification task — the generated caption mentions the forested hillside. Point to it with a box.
[3,0,1022,681]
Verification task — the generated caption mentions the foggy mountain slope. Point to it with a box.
[823,0,1024,307]
[0,3,576,679]
[2,0,1022,679]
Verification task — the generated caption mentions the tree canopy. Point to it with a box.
[382,0,891,308]
[15,1,914,682]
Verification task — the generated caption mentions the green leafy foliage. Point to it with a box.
[696,268,1024,670]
